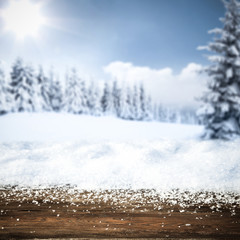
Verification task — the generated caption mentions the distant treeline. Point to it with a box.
[0,58,198,124]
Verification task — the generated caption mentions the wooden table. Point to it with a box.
[0,188,239,239]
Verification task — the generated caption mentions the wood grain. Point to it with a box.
[0,188,239,239]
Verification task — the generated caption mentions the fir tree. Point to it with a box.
[52,80,63,112]
[112,80,121,117]
[49,70,63,112]
[10,58,36,112]
[132,84,141,120]
[101,81,113,115]
[31,66,42,112]
[0,64,9,115]
[80,78,89,115]
[181,107,199,125]
[152,103,158,121]
[37,66,51,111]
[87,80,94,114]
[145,95,153,121]
[65,68,87,114]
[87,81,102,116]
[157,104,167,122]
[167,108,177,123]
[0,58,163,122]
[120,86,133,120]
[198,0,240,139]
[139,83,147,120]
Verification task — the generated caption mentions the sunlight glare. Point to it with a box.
[1,0,46,39]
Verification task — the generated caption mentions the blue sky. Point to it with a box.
[0,0,225,106]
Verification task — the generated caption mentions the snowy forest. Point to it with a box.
[0,58,198,124]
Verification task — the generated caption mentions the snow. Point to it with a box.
[208,55,224,63]
[0,113,239,192]
[228,83,240,95]
[197,45,209,51]
[208,28,223,35]
[230,45,239,56]
[0,112,202,142]
[226,68,233,79]
[197,104,215,116]
[222,118,239,132]
[234,58,240,66]
[220,102,229,113]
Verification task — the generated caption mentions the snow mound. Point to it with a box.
[0,140,240,191]
[0,113,239,192]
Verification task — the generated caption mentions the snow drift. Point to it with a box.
[0,113,239,192]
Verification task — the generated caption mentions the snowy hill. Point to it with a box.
[0,112,202,141]
[0,113,239,192]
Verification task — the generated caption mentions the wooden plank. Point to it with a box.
[0,188,239,239]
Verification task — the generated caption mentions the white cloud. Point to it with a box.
[104,61,207,107]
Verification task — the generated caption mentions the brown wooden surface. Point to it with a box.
[0,188,239,239]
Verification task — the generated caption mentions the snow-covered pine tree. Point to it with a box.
[198,0,240,139]
[145,95,153,121]
[181,107,199,125]
[87,80,94,114]
[132,84,141,120]
[65,68,87,114]
[152,103,158,121]
[37,66,51,111]
[125,86,134,120]
[118,85,128,120]
[167,108,177,123]
[80,78,89,115]
[156,104,167,122]
[101,81,113,115]
[10,58,37,112]
[93,87,102,116]
[49,70,63,112]
[52,80,63,112]
[30,65,42,112]
[87,81,102,116]
[153,102,165,122]
[115,84,133,120]
[112,80,121,117]
[175,110,182,124]
[139,83,147,120]
[0,64,9,115]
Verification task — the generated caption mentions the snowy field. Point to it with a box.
[0,112,239,192]
[0,112,202,141]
